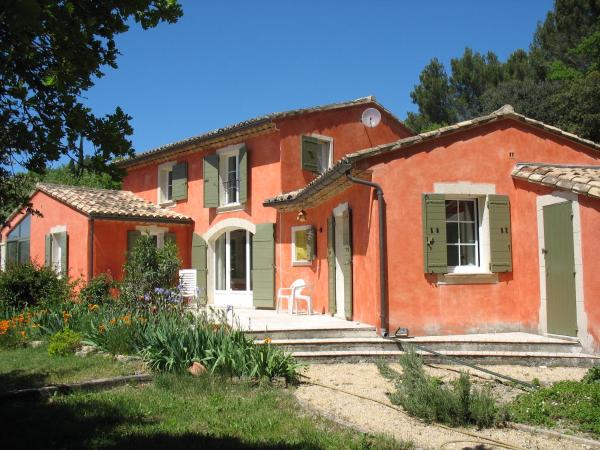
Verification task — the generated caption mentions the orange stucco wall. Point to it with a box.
[1,191,90,280]
[278,118,600,341]
[580,196,600,351]
[92,219,192,281]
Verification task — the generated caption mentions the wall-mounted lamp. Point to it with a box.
[297,209,307,222]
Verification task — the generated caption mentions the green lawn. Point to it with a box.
[0,345,145,393]
[0,347,410,450]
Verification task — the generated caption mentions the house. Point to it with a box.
[2,98,599,352]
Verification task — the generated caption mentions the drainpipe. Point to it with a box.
[88,218,94,281]
[345,172,388,337]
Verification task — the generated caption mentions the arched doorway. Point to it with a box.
[203,219,256,308]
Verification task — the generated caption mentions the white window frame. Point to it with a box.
[0,242,5,271]
[216,144,245,211]
[291,225,313,266]
[49,225,66,277]
[157,161,176,206]
[434,182,495,279]
[135,225,169,248]
[445,198,480,273]
[306,134,333,174]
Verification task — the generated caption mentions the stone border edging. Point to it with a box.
[0,374,152,402]
[508,422,600,448]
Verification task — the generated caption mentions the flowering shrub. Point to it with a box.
[79,273,116,305]
[120,235,180,307]
[0,312,34,348]
[48,328,82,356]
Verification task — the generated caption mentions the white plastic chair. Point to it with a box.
[276,279,305,313]
[293,283,313,315]
[179,269,199,305]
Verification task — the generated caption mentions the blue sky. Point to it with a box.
[84,0,554,156]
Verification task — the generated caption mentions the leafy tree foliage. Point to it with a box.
[406,0,600,142]
[0,1,183,223]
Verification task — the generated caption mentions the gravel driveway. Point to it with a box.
[295,363,595,450]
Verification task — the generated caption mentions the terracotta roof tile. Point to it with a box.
[36,183,192,222]
[511,164,600,199]
[264,105,600,210]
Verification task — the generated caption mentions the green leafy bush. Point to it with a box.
[138,310,301,382]
[583,366,600,384]
[48,329,82,356]
[0,262,72,312]
[509,380,600,437]
[120,235,181,307]
[385,350,498,428]
[79,273,116,305]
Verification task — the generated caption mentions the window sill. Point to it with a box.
[292,260,313,267]
[159,200,176,208]
[437,272,498,285]
[216,203,245,214]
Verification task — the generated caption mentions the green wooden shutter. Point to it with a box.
[45,235,52,266]
[488,194,512,272]
[422,194,448,273]
[7,241,18,267]
[252,223,275,308]
[171,162,188,201]
[203,154,219,208]
[127,230,142,256]
[341,209,353,320]
[301,136,320,173]
[327,216,336,315]
[238,145,248,204]
[191,233,208,304]
[56,231,68,276]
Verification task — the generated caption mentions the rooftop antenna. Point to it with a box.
[361,107,381,147]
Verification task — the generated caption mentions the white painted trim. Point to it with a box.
[305,133,334,172]
[135,225,169,248]
[49,225,66,234]
[333,202,349,217]
[433,182,496,280]
[536,191,590,351]
[216,144,244,207]
[203,218,256,306]
[0,242,5,271]
[291,225,313,266]
[157,161,176,206]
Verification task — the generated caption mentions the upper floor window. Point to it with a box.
[203,144,247,210]
[6,214,31,266]
[301,135,333,174]
[157,161,188,205]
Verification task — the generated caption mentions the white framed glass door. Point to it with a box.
[214,229,253,307]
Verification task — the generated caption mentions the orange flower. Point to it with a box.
[88,304,99,312]
[263,337,272,345]
[62,311,72,323]
[109,318,117,326]
[0,320,10,335]
[20,331,26,337]
[98,324,106,334]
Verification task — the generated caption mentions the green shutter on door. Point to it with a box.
[45,235,52,266]
[422,194,448,274]
[191,233,208,304]
[489,194,512,272]
[252,223,275,308]
[301,136,320,173]
[127,230,142,257]
[239,145,248,204]
[56,231,68,276]
[171,162,188,201]
[327,216,336,315]
[342,209,353,320]
[203,154,219,208]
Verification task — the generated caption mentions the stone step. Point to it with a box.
[291,349,600,367]
[255,336,583,354]
[247,326,378,341]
